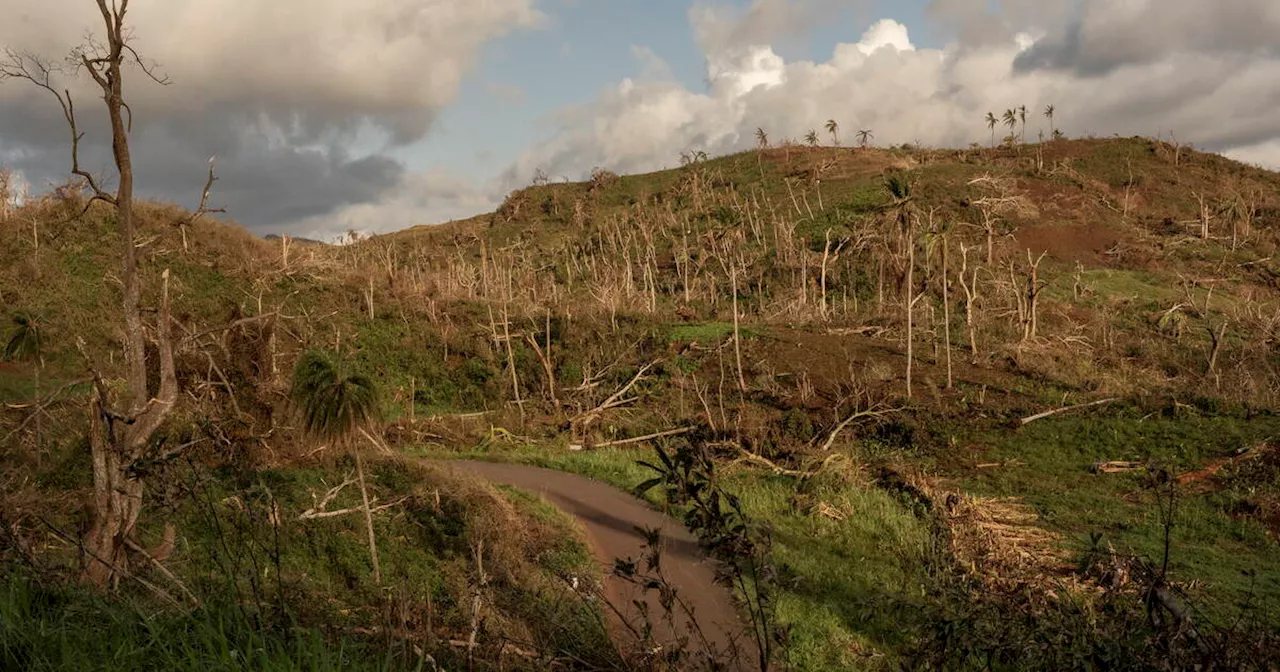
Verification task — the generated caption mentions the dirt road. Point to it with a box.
[439,460,746,665]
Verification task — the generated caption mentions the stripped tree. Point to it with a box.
[1,0,215,587]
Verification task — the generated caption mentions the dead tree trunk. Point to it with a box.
[730,262,747,394]
[1024,250,1047,341]
[941,230,953,389]
[905,216,916,399]
[84,270,178,587]
[356,452,382,585]
[958,243,980,360]
[1207,321,1228,388]
[0,2,191,588]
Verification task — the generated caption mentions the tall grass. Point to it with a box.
[0,575,425,671]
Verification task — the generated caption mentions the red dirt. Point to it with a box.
[1014,222,1122,265]
[440,460,746,666]
[755,328,1026,411]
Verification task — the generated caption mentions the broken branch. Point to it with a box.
[1020,398,1118,426]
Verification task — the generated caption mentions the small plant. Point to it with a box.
[635,438,787,671]
[3,311,44,462]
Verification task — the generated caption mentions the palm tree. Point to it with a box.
[1044,104,1056,138]
[755,127,769,149]
[1018,105,1028,143]
[985,112,998,149]
[4,312,43,460]
[291,350,384,583]
[856,129,874,149]
[292,350,379,440]
[1002,109,1017,145]
[825,119,840,146]
[805,130,819,147]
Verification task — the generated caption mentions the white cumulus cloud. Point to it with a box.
[502,0,1280,189]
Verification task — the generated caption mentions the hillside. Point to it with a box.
[3,137,1280,670]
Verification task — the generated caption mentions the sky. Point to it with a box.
[1,0,1279,240]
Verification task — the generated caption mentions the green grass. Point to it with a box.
[0,576,406,672]
[668,322,761,343]
[0,368,36,405]
[957,406,1280,622]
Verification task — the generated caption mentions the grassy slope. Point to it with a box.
[4,138,1280,669]
[3,455,609,671]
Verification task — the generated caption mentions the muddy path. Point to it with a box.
[438,460,747,666]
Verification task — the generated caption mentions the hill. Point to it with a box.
[3,137,1280,669]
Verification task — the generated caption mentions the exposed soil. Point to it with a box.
[755,328,1028,411]
[439,460,745,666]
[1014,222,1123,265]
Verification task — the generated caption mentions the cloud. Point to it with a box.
[1225,140,1280,171]
[290,169,500,241]
[502,3,1280,187]
[0,0,540,234]
[1013,0,1280,76]
[690,0,860,56]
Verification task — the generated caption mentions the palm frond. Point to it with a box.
[3,312,42,362]
[883,172,913,202]
[291,350,380,441]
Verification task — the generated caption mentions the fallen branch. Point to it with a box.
[358,426,393,454]
[178,311,279,347]
[727,446,846,479]
[1090,460,1144,474]
[1020,397,1118,426]
[298,497,407,521]
[571,360,658,424]
[123,535,200,605]
[975,460,1026,469]
[569,426,694,451]
[300,472,357,517]
[730,450,808,477]
[820,405,899,451]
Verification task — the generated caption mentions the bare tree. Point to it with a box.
[1013,250,1048,342]
[1,1,206,587]
[956,242,981,360]
[934,215,954,389]
[885,173,916,397]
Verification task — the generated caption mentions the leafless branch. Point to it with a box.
[0,50,116,204]
[1020,398,1119,426]
[569,426,694,451]
[571,360,658,423]
[181,157,226,228]
[820,403,901,451]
